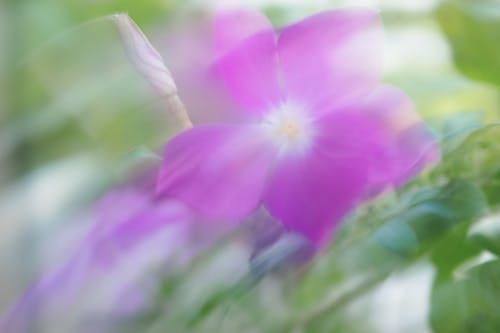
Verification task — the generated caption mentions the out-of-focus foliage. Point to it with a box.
[431,259,500,333]
[2,0,184,183]
[3,1,500,333]
[437,0,500,88]
[428,125,500,333]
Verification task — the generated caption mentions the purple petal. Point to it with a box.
[0,181,195,332]
[91,191,192,267]
[354,85,439,188]
[277,9,383,113]
[263,111,389,246]
[214,9,274,57]
[160,22,243,124]
[263,154,367,247]
[211,25,281,116]
[157,125,276,220]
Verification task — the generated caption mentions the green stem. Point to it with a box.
[282,273,387,333]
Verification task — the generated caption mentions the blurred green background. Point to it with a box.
[1,0,500,332]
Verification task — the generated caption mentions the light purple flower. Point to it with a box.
[156,9,438,247]
[0,165,209,332]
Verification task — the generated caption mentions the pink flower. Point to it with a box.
[156,9,438,247]
[0,174,196,332]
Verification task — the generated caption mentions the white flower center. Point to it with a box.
[261,100,315,155]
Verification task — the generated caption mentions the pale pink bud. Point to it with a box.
[112,13,177,97]
[112,14,192,129]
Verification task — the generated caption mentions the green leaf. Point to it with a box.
[373,219,419,257]
[436,0,500,87]
[431,260,500,333]
[431,222,482,279]
[469,215,500,256]
[435,124,500,196]
[438,179,488,221]
[380,180,486,254]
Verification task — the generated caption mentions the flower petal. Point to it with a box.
[92,190,192,267]
[157,10,278,123]
[159,21,242,124]
[278,9,383,112]
[212,23,281,116]
[157,125,276,220]
[214,9,274,57]
[263,154,367,247]
[354,85,439,187]
[0,191,192,333]
[263,111,388,246]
